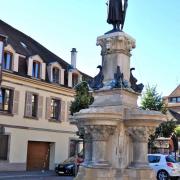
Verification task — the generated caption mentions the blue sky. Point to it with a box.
[0,0,179,96]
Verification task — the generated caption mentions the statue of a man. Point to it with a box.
[107,0,128,33]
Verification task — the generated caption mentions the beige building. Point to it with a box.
[0,20,88,171]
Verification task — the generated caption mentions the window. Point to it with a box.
[50,99,60,120]
[169,97,180,103]
[3,52,12,70]
[0,88,12,113]
[166,155,176,163]
[72,73,79,87]
[148,155,161,163]
[32,61,40,78]
[177,97,180,103]
[52,67,60,83]
[31,94,38,117]
[0,135,9,160]
[69,140,83,157]
[25,92,39,118]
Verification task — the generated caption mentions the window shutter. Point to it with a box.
[27,58,33,76]
[37,96,43,119]
[68,71,73,87]
[13,54,19,72]
[47,65,52,82]
[25,92,32,117]
[67,101,71,119]
[45,97,51,119]
[12,90,20,114]
[59,100,66,121]
[41,63,46,80]
[60,69,65,85]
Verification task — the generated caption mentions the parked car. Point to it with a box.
[55,153,83,176]
[147,154,180,180]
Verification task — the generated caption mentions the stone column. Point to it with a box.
[83,132,92,166]
[86,125,116,167]
[127,126,154,168]
[96,32,135,86]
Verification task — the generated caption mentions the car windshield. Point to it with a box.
[166,155,177,163]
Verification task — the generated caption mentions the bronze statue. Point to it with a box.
[106,0,128,33]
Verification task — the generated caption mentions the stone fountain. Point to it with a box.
[71,1,166,179]
[72,31,166,180]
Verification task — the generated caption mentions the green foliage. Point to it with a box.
[141,85,166,114]
[70,81,94,115]
[175,125,180,137]
[148,120,177,148]
[155,120,176,137]
[141,85,177,149]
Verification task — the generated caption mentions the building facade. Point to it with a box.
[163,85,180,124]
[0,20,88,171]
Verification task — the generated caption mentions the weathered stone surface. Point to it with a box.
[73,32,165,180]
[97,32,135,85]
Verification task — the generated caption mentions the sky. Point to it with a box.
[0,0,180,96]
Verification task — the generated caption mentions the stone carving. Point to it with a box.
[106,0,128,33]
[87,125,116,141]
[127,126,155,142]
[130,68,144,93]
[97,35,135,56]
[88,65,104,90]
[114,66,129,88]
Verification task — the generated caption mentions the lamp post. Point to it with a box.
[0,34,7,88]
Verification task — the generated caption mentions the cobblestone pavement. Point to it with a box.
[0,171,74,180]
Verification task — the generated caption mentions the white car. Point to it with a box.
[147,154,180,180]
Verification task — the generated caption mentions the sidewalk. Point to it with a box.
[0,170,56,179]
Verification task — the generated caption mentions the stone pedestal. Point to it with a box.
[73,32,166,180]
[97,32,135,85]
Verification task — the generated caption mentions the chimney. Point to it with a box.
[71,48,77,69]
[0,34,7,86]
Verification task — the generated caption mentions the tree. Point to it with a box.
[140,85,177,150]
[70,81,94,115]
[141,85,166,114]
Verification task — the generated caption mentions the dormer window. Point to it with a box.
[27,55,46,80]
[52,67,60,83]
[32,61,40,78]
[47,62,64,85]
[68,70,82,88]
[3,52,13,70]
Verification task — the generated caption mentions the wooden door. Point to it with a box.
[27,141,50,171]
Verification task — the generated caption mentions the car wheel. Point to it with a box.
[157,170,170,180]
